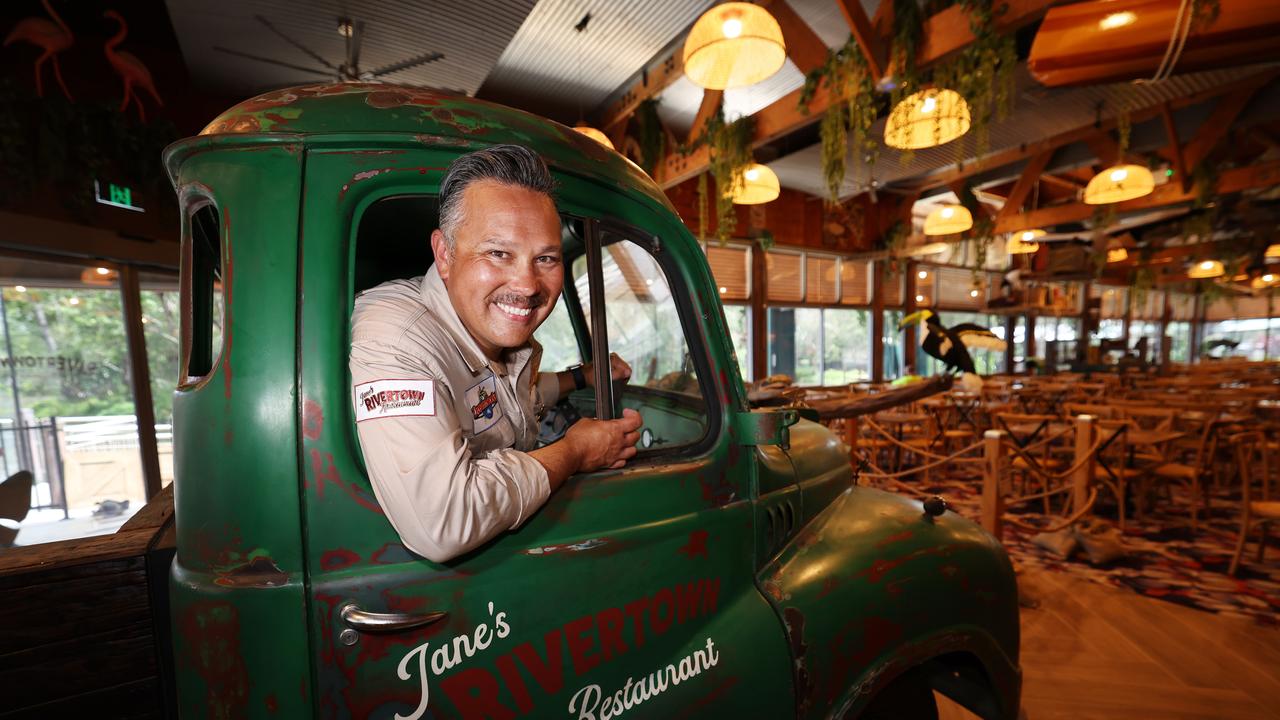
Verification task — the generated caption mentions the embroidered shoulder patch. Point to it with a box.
[353,379,435,422]
[465,374,503,434]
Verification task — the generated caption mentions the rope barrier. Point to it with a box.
[862,417,969,462]
[1002,488,1100,534]
[856,437,985,479]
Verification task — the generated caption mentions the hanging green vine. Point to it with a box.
[929,0,1017,162]
[633,98,665,175]
[703,106,755,245]
[800,36,878,204]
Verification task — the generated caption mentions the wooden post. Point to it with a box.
[982,429,1005,538]
[1160,292,1173,368]
[845,416,859,471]
[120,265,163,500]
[904,261,918,372]
[1004,316,1016,373]
[1073,414,1095,515]
[872,260,885,383]
[751,243,768,380]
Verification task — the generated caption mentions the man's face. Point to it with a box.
[432,179,563,361]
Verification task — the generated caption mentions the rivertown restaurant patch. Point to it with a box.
[353,379,436,422]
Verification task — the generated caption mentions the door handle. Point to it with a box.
[340,603,447,633]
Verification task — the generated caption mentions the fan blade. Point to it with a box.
[213,46,333,77]
[367,51,445,78]
[255,15,337,71]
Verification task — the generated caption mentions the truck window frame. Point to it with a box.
[574,214,723,462]
[178,195,223,386]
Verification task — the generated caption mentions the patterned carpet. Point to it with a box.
[887,470,1280,626]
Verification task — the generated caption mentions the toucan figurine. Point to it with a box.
[899,309,1007,392]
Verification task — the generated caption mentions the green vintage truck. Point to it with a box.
[2,84,1019,719]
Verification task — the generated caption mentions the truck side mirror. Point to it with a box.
[731,409,802,450]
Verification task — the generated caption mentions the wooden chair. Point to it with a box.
[1063,402,1118,420]
[1092,420,1143,529]
[1228,431,1280,575]
[0,471,34,547]
[1150,418,1222,530]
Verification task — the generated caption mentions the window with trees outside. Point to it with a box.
[0,257,177,548]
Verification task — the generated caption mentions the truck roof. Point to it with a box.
[163,82,674,213]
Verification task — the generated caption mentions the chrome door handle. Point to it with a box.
[340,603,447,633]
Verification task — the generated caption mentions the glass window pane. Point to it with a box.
[722,305,751,381]
[579,235,709,450]
[767,307,820,385]
[533,296,580,373]
[883,310,904,379]
[821,309,871,384]
[0,258,146,547]
[140,272,179,489]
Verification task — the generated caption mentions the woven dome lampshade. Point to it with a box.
[1266,244,1280,260]
[1084,164,1155,205]
[1187,259,1224,279]
[884,88,971,150]
[683,3,786,90]
[729,163,780,204]
[1107,246,1129,263]
[923,204,973,236]
[574,124,614,149]
[1006,229,1043,255]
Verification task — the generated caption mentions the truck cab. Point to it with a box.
[165,83,1020,719]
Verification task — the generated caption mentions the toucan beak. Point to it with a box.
[898,310,928,331]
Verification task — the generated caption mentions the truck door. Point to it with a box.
[296,148,794,718]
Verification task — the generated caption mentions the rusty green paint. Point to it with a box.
[166,84,1019,719]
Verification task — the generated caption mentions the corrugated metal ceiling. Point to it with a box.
[164,0,536,97]
[478,0,714,124]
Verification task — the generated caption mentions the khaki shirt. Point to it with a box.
[349,266,562,562]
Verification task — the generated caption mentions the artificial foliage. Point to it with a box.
[800,36,878,203]
[702,106,755,245]
[929,0,1017,162]
[633,98,666,175]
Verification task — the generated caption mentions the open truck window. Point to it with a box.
[182,203,223,382]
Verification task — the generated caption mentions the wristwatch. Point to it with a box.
[568,364,588,391]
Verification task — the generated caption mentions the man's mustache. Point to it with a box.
[491,293,548,309]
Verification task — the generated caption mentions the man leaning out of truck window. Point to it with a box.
[350,144,641,563]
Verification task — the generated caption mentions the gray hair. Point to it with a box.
[437,144,557,248]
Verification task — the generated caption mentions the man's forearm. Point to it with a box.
[529,439,579,493]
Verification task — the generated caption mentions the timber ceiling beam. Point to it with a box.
[1159,102,1189,192]
[687,89,724,145]
[993,158,1280,233]
[657,0,1054,188]
[908,68,1280,193]
[836,0,886,81]
[1183,84,1262,169]
[1039,174,1083,191]
[997,150,1052,220]
[599,0,824,133]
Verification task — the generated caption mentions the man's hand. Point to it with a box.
[529,408,643,491]
[586,352,632,387]
[565,408,643,471]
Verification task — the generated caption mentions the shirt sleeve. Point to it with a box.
[350,339,551,563]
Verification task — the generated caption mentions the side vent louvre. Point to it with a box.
[765,499,799,554]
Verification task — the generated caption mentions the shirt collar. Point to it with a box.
[419,265,535,378]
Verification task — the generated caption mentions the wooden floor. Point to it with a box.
[937,568,1280,720]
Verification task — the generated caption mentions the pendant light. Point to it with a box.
[923,204,973,236]
[1266,244,1280,260]
[1187,259,1224,279]
[574,124,614,149]
[1084,164,1155,204]
[885,88,971,150]
[1106,246,1129,263]
[683,3,786,90]
[729,163,779,204]
[1006,229,1043,255]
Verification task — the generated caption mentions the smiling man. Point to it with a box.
[350,145,641,563]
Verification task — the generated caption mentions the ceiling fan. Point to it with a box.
[213,15,444,82]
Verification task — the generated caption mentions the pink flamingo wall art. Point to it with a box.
[104,10,162,121]
[4,0,75,100]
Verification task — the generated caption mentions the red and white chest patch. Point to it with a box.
[353,379,435,422]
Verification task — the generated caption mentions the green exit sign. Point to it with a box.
[93,180,144,213]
